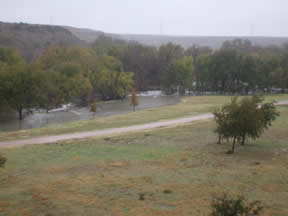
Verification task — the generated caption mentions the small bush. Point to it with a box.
[163,189,173,194]
[0,154,7,168]
[138,193,145,201]
[210,194,263,216]
[89,101,97,113]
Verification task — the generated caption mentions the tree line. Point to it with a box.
[0,46,133,120]
[1,37,288,120]
[92,36,288,94]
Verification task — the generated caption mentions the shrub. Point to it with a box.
[138,193,145,200]
[210,194,263,216]
[0,154,7,168]
[89,101,97,113]
[163,189,173,194]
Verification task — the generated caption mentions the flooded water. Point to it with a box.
[0,91,180,131]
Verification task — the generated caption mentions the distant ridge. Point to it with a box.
[0,21,288,62]
[0,21,84,61]
[64,25,288,49]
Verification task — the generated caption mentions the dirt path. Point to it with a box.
[0,113,214,148]
[275,100,288,105]
[0,100,287,148]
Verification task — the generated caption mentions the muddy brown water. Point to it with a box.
[0,91,180,131]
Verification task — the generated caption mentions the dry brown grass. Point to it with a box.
[0,105,288,215]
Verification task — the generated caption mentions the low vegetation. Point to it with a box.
[0,104,287,215]
[210,194,263,216]
[0,153,6,167]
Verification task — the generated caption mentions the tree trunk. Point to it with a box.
[18,109,23,121]
[217,135,222,144]
[231,136,236,153]
[241,134,246,145]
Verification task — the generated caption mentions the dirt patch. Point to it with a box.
[261,183,286,192]
[105,160,130,168]
[128,176,153,184]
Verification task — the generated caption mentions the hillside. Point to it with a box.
[113,34,288,49]
[64,26,288,49]
[0,22,85,62]
[1,21,288,62]
[64,26,104,43]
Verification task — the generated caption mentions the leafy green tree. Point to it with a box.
[39,46,91,69]
[199,49,259,94]
[121,43,158,90]
[90,55,134,100]
[92,35,127,59]
[185,45,212,91]
[159,43,184,64]
[0,63,46,120]
[195,54,212,92]
[221,39,254,54]
[38,70,67,111]
[255,55,282,92]
[161,56,194,94]
[213,107,229,145]
[213,95,279,153]
[0,47,23,65]
[92,38,160,90]
[56,62,92,104]
[158,43,184,83]
[40,46,134,102]
[213,97,241,152]
[38,46,94,105]
[209,49,240,92]
[269,67,286,91]
[185,44,212,59]
[268,55,288,92]
[239,55,258,94]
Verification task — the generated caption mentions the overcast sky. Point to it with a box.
[1,0,287,37]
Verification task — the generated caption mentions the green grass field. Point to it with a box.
[0,96,287,215]
[0,94,287,141]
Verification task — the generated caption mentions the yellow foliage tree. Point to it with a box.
[131,88,139,111]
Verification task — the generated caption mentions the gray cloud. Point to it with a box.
[0,0,287,36]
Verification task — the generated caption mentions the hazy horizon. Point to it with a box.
[1,0,288,37]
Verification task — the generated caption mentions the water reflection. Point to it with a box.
[0,91,180,131]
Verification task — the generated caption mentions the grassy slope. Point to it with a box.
[0,94,287,141]
[0,105,287,215]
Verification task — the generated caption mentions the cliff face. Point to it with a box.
[64,26,104,43]
[0,22,85,62]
